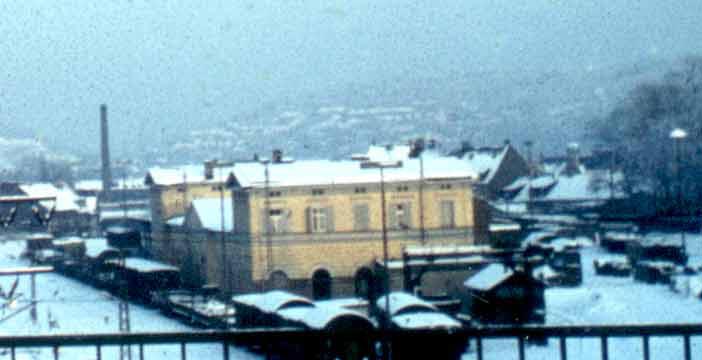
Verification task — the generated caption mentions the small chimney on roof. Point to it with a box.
[409,138,425,158]
[204,159,216,180]
[427,139,437,149]
[272,149,283,164]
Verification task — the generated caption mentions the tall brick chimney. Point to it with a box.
[100,104,113,194]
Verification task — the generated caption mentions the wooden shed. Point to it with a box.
[460,263,545,324]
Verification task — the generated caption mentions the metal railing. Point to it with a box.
[0,324,700,360]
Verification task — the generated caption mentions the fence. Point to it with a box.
[0,324,701,360]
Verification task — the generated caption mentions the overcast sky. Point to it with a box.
[1,1,700,157]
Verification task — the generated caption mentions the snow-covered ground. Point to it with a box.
[4,230,702,359]
[466,232,702,359]
[0,233,260,360]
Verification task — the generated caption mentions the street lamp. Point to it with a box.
[360,159,402,360]
[670,128,688,213]
[670,128,688,253]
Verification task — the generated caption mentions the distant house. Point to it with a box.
[501,144,626,214]
[144,161,237,265]
[0,182,44,230]
[178,198,234,286]
[460,263,545,324]
[453,143,530,200]
[19,182,96,235]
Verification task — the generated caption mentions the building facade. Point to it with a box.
[145,161,235,260]
[212,156,489,298]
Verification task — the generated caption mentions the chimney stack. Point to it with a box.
[564,142,581,176]
[204,160,216,180]
[100,104,113,193]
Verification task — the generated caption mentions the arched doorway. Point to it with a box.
[354,267,374,299]
[268,270,290,290]
[312,269,332,300]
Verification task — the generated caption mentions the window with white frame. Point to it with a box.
[390,203,411,230]
[311,207,327,233]
[440,200,455,228]
[264,208,291,233]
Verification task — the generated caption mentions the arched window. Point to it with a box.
[354,267,374,298]
[312,269,332,300]
[268,270,290,290]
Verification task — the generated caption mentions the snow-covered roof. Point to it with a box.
[542,172,620,201]
[52,237,85,247]
[83,237,118,259]
[315,297,368,310]
[145,164,236,186]
[490,223,521,232]
[166,216,185,226]
[392,312,461,330]
[464,263,514,291]
[19,183,81,212]
[190,198,233,232]
[80,196,98,215]
[530,176,558,189]
[231,290,314,313]
[387,255,487,270]
[365,145,412,162]
[461,146,508,184]
[75,178,147,191]
[229,157,475,189]
[403,244,493,257]
[100,208,151,222]
[522,231,558,245]
[640,233,684,247]
[603,232,641,241]
[26,233,53,241]
[375,292,437,316]
[277,304,374,330]
[507,168,625,203]
[169,294,236,318]
[107,257,179,273]
[73,180,103,192]
[533,264,560,280]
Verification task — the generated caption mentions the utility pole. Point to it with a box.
[263,161,272,283]
[418,150,426,245]
[361,160,402,360]
[525,140,533,216]
[118,250,131,360]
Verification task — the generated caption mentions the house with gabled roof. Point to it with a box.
[452,142,530,199]
[460,263,545,324]
[500,144,626,214]
[144,160,241,265]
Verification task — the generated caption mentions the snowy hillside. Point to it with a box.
[164,59,670,164]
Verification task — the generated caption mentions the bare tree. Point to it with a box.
[590,56,702,214]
